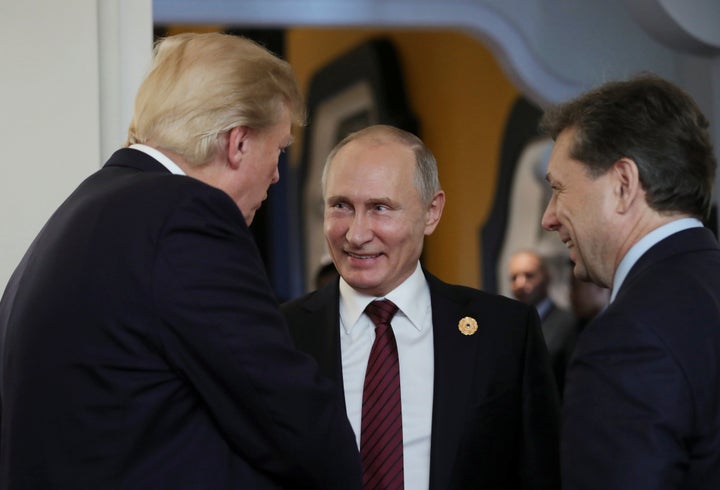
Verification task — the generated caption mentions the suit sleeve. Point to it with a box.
[151,190,361,489]
[520,307,562,490]
[561,311,691,490]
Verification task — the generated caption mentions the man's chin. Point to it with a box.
[341,273,383,295]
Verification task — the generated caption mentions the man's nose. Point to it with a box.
[541,200,559,231]
[346,213,372,245]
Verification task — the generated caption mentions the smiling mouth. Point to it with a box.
[346,252,381,259]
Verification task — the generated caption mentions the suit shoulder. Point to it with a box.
[281,291,313,313]
[80,164,238,221]
[429,277,535,321]
[281,284,334,316]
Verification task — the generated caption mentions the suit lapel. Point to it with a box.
[425,272,480,488]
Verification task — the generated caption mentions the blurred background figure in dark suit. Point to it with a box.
[314,255,340,290]
[508,249,576,395]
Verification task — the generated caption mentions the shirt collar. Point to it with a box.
[610,217,702,301]
[535,296,553,320]
[339,262,429,334]
[129,144,186,176]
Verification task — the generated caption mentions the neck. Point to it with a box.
[612,210,691,273]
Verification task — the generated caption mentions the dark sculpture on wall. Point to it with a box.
[481,97,571,305]
[299,38,418,292]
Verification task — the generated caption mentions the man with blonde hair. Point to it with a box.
[0,32,360,489]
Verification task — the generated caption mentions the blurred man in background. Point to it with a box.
[508,249,576,394]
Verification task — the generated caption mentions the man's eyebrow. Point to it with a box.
[368,197,393,206]
[325,194,346,204]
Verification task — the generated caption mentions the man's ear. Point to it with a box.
[226,126,250,169]
[612,157,641,214]
[424,190,446,235]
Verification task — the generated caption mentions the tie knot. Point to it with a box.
[365,299,398,327]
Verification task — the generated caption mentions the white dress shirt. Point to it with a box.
[610,217,702,302]
[129,144,186,175]
[339,262,434,489]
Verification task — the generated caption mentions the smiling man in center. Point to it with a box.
[282,124,560,489]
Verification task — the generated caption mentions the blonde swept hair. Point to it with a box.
[126,32,305,166]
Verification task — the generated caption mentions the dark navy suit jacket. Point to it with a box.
[562,227,720,489]
[0,149,361,489]
[282,271,561,489]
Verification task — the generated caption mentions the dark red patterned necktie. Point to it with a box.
[361,299,403,490]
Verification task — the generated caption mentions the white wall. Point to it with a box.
[0,0,152,290]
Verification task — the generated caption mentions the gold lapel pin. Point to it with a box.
[458,316,478,336]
